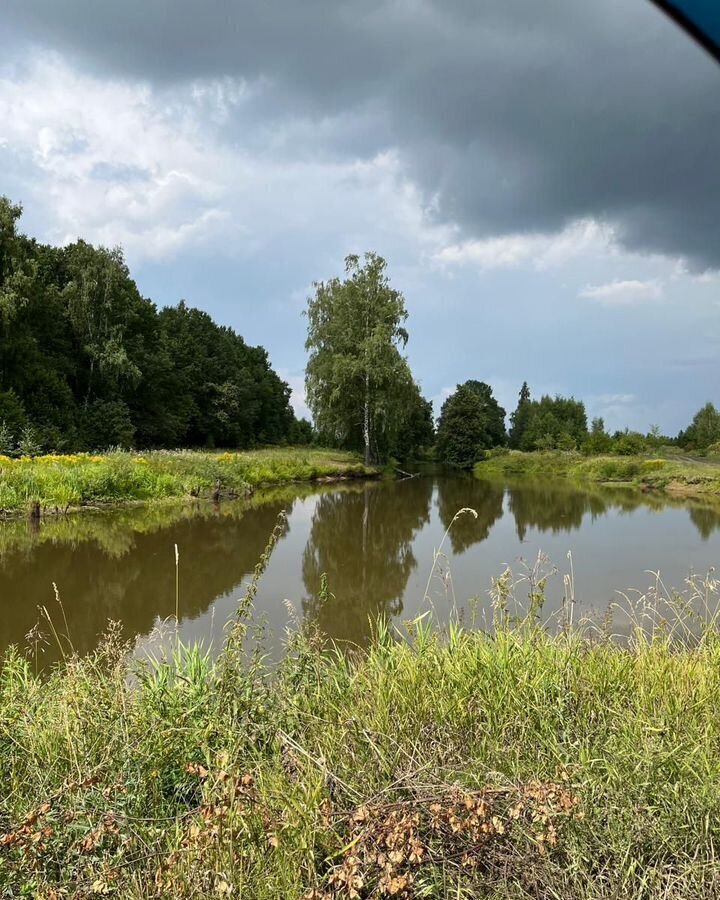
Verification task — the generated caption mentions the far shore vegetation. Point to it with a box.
[476,448,720,500]
[435,380,720,470]
[2,196,719,488]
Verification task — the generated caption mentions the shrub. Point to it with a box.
[611,431,647,455]
[18,424,43,458]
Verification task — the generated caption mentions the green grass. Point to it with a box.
[476,449,720,498]
[0,448,375,514]
[3,546,720,898]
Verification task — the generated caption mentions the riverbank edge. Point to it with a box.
[474,449,720,500]
[4,597,720,899]
[0,448,382,519]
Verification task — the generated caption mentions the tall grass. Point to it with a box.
[0,448,373,515]
[2,544,720,897]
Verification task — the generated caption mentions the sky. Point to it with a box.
[1,0,719,434]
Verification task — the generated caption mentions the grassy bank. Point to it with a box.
[0,480,343,559]
[3,565,720,899]
[476,449,720,498]
[0,448,374,514]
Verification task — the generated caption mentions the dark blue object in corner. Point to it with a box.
[651,1,720,62]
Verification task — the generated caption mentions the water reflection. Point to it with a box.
[0,498,293,667]
[507,481,611,540]
[302,479,433,645]
[0,475,719,664]
[436,477,504,552]
[689,506,720,541]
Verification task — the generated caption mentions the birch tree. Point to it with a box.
[304,253,412,465]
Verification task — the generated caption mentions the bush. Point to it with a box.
[611,431,647,455]
[556,432,576,451]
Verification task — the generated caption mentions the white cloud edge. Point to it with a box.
[579,279,663,304]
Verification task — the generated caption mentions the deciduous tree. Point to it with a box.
[679,402,720,450]
[305,252,413,465]
[436,380,506,468]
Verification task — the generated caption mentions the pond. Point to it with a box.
[2,474,720,667]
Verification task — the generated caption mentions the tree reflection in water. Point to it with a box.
[506,481,609,541]
[302,478,433,646]
[1,474,719,666]
[436,476,505,553]
[0,499,292,668]
[688,505,720,541]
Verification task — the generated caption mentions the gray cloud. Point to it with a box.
[4,0,720,268]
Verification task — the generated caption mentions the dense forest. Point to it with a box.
[0,197,309,453]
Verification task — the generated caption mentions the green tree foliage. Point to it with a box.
[518,394,588,451]
[0,390,26,438]
[583,417,613,455]
[436,381,507,468]
[508,381,531,449]
[80,399,136,450]
[288,418,314,445]
[678,403,720,450]
[611,429,648,455]
[646,424,662,449]
[305,252,418,465]
[0,197,299,452]
[17,425,42,458]
[393,383,435,461]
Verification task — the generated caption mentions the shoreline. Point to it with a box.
[475,449,720,503]
[0,447,381,520]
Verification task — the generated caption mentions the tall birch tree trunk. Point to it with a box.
[364,369,371,466]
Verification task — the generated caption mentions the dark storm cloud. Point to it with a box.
[5,0,720,268]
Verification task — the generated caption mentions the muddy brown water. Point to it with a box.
[2,474,719,667]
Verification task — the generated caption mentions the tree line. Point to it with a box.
[436,380,720,468]
[0,198,310,454]
[1,209,716,464]
[304,252,719,468]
